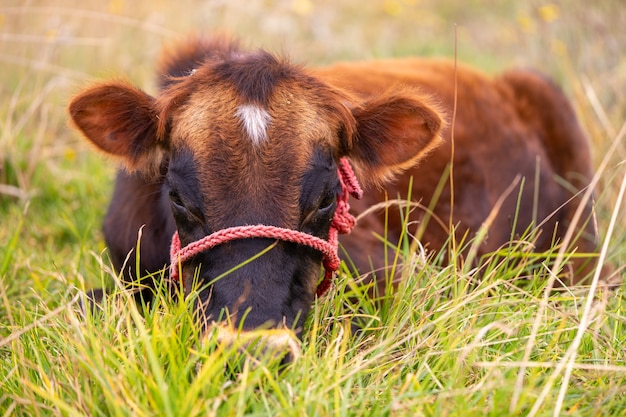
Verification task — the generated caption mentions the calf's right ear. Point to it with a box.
[68,82,162,170]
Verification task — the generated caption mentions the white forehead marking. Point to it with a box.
[236,104,271,146]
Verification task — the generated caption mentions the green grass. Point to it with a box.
[1,0,625,415]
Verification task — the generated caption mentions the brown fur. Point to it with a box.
[316,58,602,285]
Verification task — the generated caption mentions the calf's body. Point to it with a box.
[316,59,597,283]
[70,36,601,350]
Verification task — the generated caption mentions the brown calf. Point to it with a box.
[69,36,601,357]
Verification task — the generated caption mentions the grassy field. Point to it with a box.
[1,0,625,415]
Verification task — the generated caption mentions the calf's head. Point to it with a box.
[69,49,442,343]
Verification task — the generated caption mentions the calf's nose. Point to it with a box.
[209,325,301,367]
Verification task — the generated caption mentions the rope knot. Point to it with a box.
[332,198,355,233]
[331,158,362,234]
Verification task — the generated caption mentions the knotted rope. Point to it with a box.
[169,157,362,297]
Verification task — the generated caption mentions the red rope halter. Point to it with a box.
[169,157,363,297]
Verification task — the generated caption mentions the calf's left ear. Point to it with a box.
[68,81,162,171]
[346,89,444,186]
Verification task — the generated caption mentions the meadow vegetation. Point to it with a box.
[1,0,624,415]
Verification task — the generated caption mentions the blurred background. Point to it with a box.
[0,0,624,294]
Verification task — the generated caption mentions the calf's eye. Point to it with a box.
[318,191,336,212]
[169,189,185,208]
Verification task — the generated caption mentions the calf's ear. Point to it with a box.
[347,88,444,186]
[68,81,162,171]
